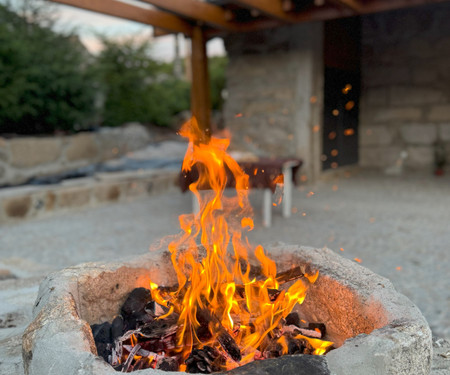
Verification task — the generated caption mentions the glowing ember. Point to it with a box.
[146,118,332,371]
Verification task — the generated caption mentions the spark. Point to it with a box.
[354,258,362,263]
[345,101,355,111]
[344,128,355,136]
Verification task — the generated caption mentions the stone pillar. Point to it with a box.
[223,23,324,183]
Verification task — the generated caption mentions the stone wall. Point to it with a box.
[224,23,323,182]
[360,3,450,170]
[0,124,150,186]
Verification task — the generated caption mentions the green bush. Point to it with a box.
[0,3,96,134]
[209,55,228,110]
[96,37,190,128]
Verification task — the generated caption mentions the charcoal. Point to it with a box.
[287,339,304,355]
[140,313,179,339]
[145,300,169,318]
[111,315,124,340]
[120,288,153,330]
[285,312,300,327]
[262,341,283,359]
[95,342,111,363]
[186,346,224,374]
[91,322,112,343]
[91,322,112,362]
[130,358,150,371]
[156,356,179,371]
[308,322,326,337]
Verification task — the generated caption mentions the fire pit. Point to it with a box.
[22,120,432,374]
[22,244,431,375]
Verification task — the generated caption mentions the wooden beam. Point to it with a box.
[140,0,241,31]
[230,0,297,22]
[326,0,362,12]
[231,0,353,22]
[358,0,450,14]
[49,0,193,35]
[190,26,211,140]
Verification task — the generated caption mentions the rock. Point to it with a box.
[0,269,17,281]
[3,196,32,218]
[401,124,438,145]
[429,105,450,122]
[121,123,151,151]
[438,123,450,141]
[226,354,330,375]
[56,187,91,208]
[94,184,121,203]
[10,138,62,168]
[360,125,394,146]
[65,133,99,162]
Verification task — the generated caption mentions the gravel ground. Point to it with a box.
[0,170,449,373]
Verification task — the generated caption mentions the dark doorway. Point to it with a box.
[322,17,361,170]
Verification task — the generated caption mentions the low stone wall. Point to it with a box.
[0,169,178,225]
[0,123,151,186]
[360,3,450,170]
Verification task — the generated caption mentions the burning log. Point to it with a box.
[197,308,242,362]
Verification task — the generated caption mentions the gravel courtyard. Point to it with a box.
[0,170,449,374]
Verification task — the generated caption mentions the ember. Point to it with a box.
[91,118,334,372]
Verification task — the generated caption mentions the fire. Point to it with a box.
[148,118,331,370]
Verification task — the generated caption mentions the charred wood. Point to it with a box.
[197,308,241,362]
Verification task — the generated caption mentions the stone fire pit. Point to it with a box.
[22,244,432,375]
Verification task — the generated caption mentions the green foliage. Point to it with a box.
[95,37,190,128]
[209,56,228,110]
[0,3,96,134]
[0,1,229,134]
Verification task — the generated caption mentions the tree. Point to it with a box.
[95,37,190,127]
[0,2,96,134]
[209,56,228,110]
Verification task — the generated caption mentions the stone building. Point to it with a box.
[223,2,450,181]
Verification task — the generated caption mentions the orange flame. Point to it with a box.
[148,118,330,369]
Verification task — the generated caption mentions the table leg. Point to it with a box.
[263,188,272,227]
[282,165,292,218]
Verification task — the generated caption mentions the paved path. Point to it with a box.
[0,170,449,373]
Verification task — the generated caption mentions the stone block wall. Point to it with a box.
[360,3,450,170]
[0,123,150,186]
[224,23,323,182]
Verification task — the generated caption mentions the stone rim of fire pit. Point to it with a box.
[22,244,432,375]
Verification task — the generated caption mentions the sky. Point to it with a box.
[50,2,226,61]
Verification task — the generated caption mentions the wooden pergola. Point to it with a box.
[50,0,448,136]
